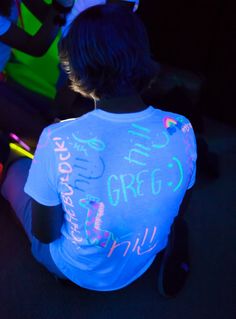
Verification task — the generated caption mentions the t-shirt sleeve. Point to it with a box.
[0,16,11,36]
[176,115,197,190]
[187,159,196,189]
[184,119,197,190]
[24,127,61,206]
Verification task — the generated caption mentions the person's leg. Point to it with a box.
[1,158,33,238]
[1,157,66,279]
[157,217,190,298]
[157,190,192,298]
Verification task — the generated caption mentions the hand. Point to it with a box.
[55,0,75,8]
[71,0,106,14]
[52,0,75,13]
[106,0,139,12]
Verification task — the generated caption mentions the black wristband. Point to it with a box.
[52,0,73,14]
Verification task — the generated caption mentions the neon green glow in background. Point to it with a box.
[5,0,61,99]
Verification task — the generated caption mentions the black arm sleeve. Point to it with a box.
[22,0,51,22]
[31,200,64,243]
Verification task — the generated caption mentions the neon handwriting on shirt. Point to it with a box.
[53,136,82,244]
[182,128,196,185]
[73,156,105,193]
[175,116,193,134]
[72,143,88,156]
[152,131,170,149]
[72,133,106,152]
[80,196,114,248]
[167,157,184,192]
[107,226,157,258]
[124,124,170,167]
[181,123,193,133]
[107,168,161,206]
[107,157,183,206]
[125,124,151,166]
[124,145,150,166]
[128,123,151,140]
[64,206,83,244]
[107,170,153,206]
[176,116,196,181]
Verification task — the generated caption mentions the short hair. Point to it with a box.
[59,4,158,99]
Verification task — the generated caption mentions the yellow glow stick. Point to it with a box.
[10,143,34,159]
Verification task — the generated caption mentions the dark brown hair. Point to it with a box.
[59,4,157,99]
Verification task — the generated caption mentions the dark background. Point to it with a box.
[138,0,236,127]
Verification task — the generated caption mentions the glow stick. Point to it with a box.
[9,143,34,159]
[9,133,31,151]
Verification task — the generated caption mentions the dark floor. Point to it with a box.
[0,115,236,319]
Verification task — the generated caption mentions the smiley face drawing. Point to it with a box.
[166,156,184,192]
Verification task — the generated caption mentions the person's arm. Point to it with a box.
[31,200,64,243]
[0,1,75,56]
[22,0,75,22]
[22,0,52,22]
[0,6,61,57]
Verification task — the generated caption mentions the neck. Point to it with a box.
[96,93,147,113]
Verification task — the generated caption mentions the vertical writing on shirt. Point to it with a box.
[124,123,151,166]
[180,120,195,182]
[53,137,82,244]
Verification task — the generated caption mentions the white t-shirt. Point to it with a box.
[0,3,19,72]
[24,106,197,291]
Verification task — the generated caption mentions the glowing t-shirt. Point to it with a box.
[0,3,19,72]
[24,106,197,291]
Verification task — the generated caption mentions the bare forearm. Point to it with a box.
[22,0,51,22]
[0,6,61,56]
[24,5,61,56]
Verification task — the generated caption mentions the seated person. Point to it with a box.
[1,3,197,297]
[0,0,74,140]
